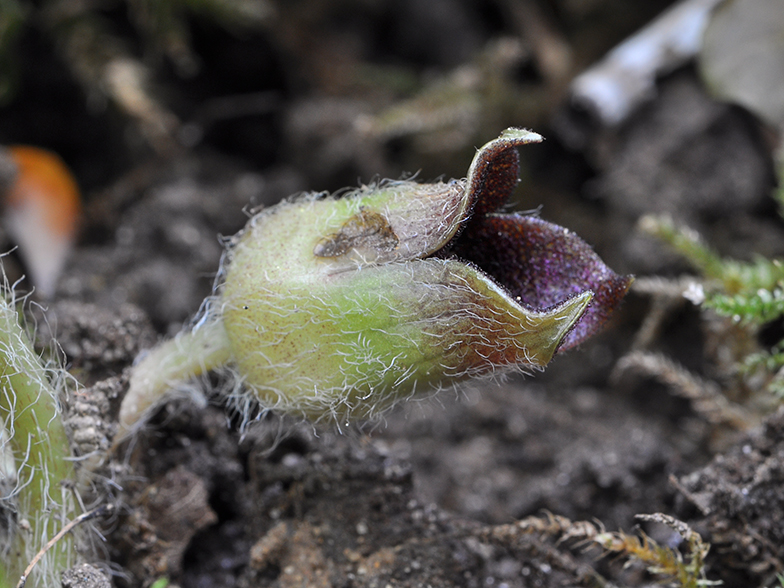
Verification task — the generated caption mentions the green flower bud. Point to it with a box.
[117,129,631,436]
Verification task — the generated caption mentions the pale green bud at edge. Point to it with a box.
[0,297,77,588]
[117,129,593,439]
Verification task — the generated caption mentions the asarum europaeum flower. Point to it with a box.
[116,128,632,438]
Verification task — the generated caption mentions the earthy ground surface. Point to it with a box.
[2,1,784,587]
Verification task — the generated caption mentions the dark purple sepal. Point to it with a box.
[452,214,633,350]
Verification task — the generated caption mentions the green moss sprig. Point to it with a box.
[705,288,784,326]
[640,214,784,399]
[639,215,784,300]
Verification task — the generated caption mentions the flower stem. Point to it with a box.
[0,296,76,588]
[116,313,232,442]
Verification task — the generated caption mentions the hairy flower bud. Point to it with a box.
[117,129,631,436]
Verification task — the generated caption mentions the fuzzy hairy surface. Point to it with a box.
[218,190,589,422]
[0,283,80,588]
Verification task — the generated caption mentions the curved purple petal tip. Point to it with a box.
[451,214,632,351]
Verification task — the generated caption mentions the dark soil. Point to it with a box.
[3,1,784,587]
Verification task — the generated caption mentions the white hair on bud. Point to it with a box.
[0,258,100,587]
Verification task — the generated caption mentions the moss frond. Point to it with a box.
[640,214,784,406]
[613,351,752,427]
[484,512,716,588]
[740,343,784,398]
[638,215,725,280]
[640,215,784,298]
[704,288,784,325]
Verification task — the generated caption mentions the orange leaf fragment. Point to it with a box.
[3,146,82,297]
